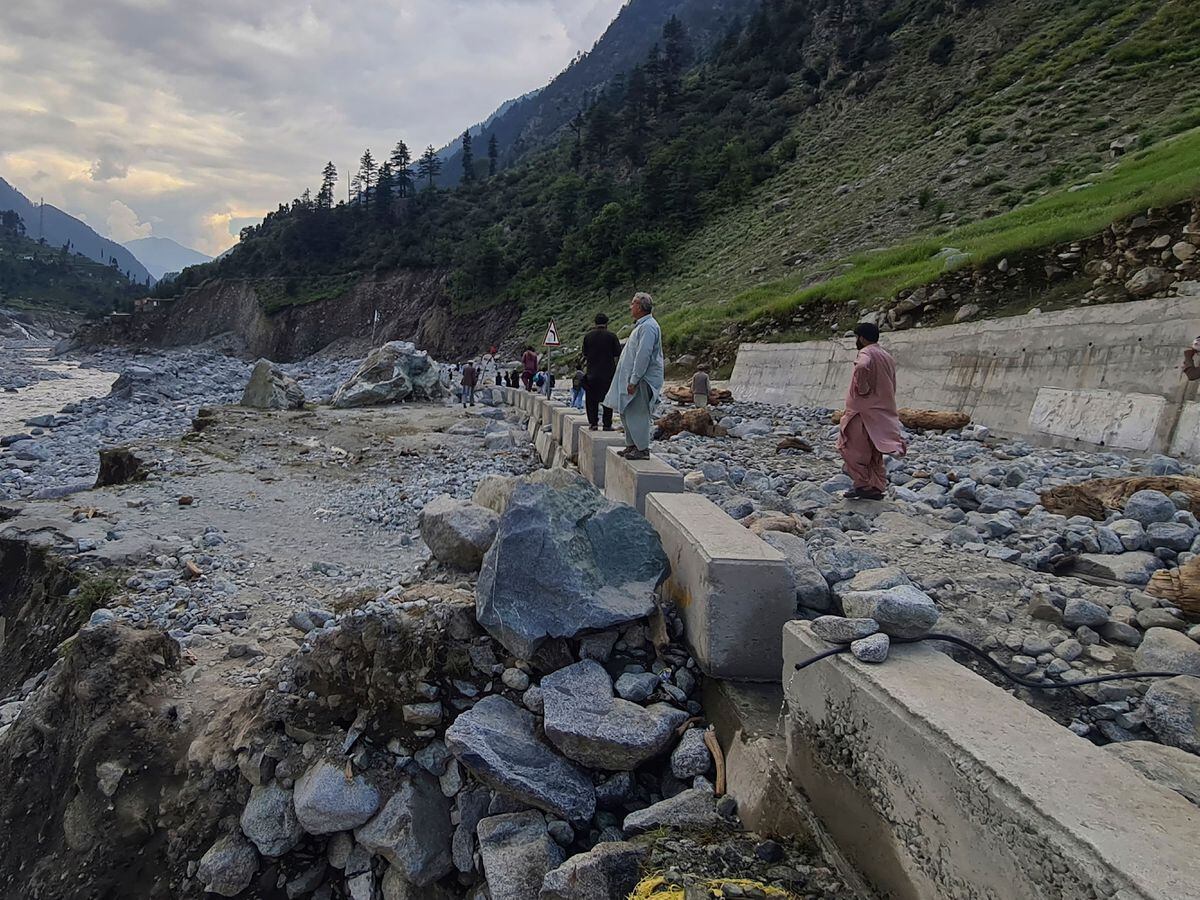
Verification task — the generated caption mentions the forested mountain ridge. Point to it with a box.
[435,0,761,186]
[0,211,143,316]
[0,178,154,286]
[159,0,1200,366]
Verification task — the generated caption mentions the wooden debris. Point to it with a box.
[703,727,726,796]
[653,408,727,440]
[1041,476,1200,521]
[832,408,971,431]
[184,560,203,579]
[775,436,813,453]
[663,383,733,406]
[1147,556,1200,618]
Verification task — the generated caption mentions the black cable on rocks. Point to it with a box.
[793,631,1184,691]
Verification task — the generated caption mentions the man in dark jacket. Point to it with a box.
[461,360,478,407]
[581,312,622,430]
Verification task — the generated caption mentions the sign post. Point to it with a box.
[543,321,560,398]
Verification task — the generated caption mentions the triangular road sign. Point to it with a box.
[543,320,560,346]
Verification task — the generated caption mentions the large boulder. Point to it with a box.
[1143,676,1200,753]
[419,496,499,571]
[240,781,303,857]
[760,531,831,611]
[197,832,259,897]
[1123,490,1178,526]
[293,760,382,834]
[1072,552,1162,586]
[1135,629,1200,677]
[355,773,453,885]
[541,660,688,770]
[539,841,649,900]
[477,811,565,900]
[476,483,668,660]
[840,585,940,638]
[240,359,305,410]
[332,341,446,408]
[445,695,595,823]
[622,788,724,836]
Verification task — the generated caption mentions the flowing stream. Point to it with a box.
[0,347,117,434]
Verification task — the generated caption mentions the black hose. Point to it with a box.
[794,631,1185,690]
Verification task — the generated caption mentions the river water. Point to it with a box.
[0,347,117,434]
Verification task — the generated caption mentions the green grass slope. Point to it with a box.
[0,228,141,317]
[522,0,1200,354]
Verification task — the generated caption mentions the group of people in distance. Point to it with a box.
[457,292,907,493]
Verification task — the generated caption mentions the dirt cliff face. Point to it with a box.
[77,270,518,362]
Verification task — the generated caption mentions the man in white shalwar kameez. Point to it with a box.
[604,292,664,461]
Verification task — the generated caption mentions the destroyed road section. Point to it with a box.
[0,384,848,899]
[655,398,1200,761]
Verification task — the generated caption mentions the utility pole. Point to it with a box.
[38,197,44,242]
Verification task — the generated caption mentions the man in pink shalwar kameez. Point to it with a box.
[837,323,906,501]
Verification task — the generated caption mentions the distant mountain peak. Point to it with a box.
[122,236,212,280]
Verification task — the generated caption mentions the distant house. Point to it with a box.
[133,297,176,313]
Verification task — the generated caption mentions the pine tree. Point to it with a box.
[460,131,476,183]
[317,161,337,209]
[390,142,413,197]
[375,162,394,221]
[488,134,499,177]
[417,146,442,191]
[357,149,377,210]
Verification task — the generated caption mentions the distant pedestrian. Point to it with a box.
[539,365,555,398]
[522,345,538,391]
[582,312,622,431]
[495,370,502,386]
[691,367,710,408]
[605,293,664,461]
[461,360,478,407]
[838,323,906,501]
[570,368,585,409]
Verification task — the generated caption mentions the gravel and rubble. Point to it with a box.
[651,396,1200,766]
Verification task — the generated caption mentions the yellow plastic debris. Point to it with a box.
[629,874,795,899]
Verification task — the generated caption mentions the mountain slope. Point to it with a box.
[157,0,1200,367]
[0,217,142,316]
[0,178,154,286]
[123,236,211,280]
[436,0,760,185]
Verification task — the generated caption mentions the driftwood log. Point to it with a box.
[1040,476,1200,521]
[653,408,727,440]
[776,436,813,453]
[663,383,733,406]
[1147,556,1200,618]
[831,408,971,431]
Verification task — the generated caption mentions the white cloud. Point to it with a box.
[0,0,627,255]
[104,199,152,242]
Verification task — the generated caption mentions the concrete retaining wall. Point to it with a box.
[730,292,1200,455]
[782,621,1200,900]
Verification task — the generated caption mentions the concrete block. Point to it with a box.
[646,492,793,681]
[535,428,558,467]
[562,414,593,461]
[1170,401,1200,458]
[1028,387,1165,451]
[578,429,627,488]
[782,621,1200,900]
[604,450,684,514]
[550,405,581,442]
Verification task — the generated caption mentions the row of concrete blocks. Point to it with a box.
[493,386,794,682]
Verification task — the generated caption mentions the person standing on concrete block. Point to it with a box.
[691,367,710,408]
[606,292,664,461]
[838,322,906,500]
[521,345,538,391]
[582,312,622,431]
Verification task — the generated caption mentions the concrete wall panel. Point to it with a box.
[730,294,1200,455]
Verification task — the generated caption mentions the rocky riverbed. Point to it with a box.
[649,396,1200,765]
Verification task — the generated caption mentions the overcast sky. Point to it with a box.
[0,0,626,256]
